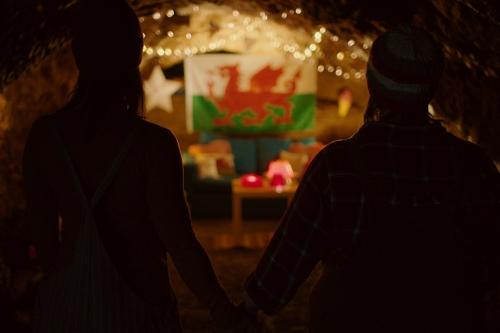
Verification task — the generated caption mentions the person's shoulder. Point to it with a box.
[319,137,357,161]
[305,138,355,173]
[139,119,179,150]
[448,134,498,175]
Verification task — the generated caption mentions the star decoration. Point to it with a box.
[144,65,182,113]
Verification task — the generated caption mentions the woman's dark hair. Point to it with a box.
[68,68,144,140]
[69,0,144,140]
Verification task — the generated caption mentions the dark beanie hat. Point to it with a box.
[72,0,143,74]
[366,25,444,110]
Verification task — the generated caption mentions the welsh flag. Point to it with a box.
[184,54,316,133]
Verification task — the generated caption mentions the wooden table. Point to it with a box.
[231,178,298,234]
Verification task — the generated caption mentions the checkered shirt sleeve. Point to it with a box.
[245,150,331,315]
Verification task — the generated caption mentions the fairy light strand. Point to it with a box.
[140,6,371,79]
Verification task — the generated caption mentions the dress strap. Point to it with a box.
[51,118,140,214]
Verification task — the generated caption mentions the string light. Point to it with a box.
[139,4,373,74]
[314,32,322,42]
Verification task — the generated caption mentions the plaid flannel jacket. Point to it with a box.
[245,121,500,315]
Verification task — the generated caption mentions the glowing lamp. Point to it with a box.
[240,174,263,187]
[266,160,294,187]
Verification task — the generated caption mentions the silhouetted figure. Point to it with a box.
[243,25,500,332]
[23,1,260,332]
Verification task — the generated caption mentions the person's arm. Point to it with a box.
[146,129,234,322]
[244,150,331,315]
[23,120,59,274]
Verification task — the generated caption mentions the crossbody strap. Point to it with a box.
[51,118,141,217]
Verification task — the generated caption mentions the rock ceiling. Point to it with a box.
[0,0,499,156]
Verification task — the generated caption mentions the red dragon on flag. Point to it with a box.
[206,64,302,126]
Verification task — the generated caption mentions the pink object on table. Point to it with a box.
[270,174,286,187]
[240,173,263,187]
[267,160,294,186]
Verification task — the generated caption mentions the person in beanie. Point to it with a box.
[23,1,264,332]
[243,25,500,332]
